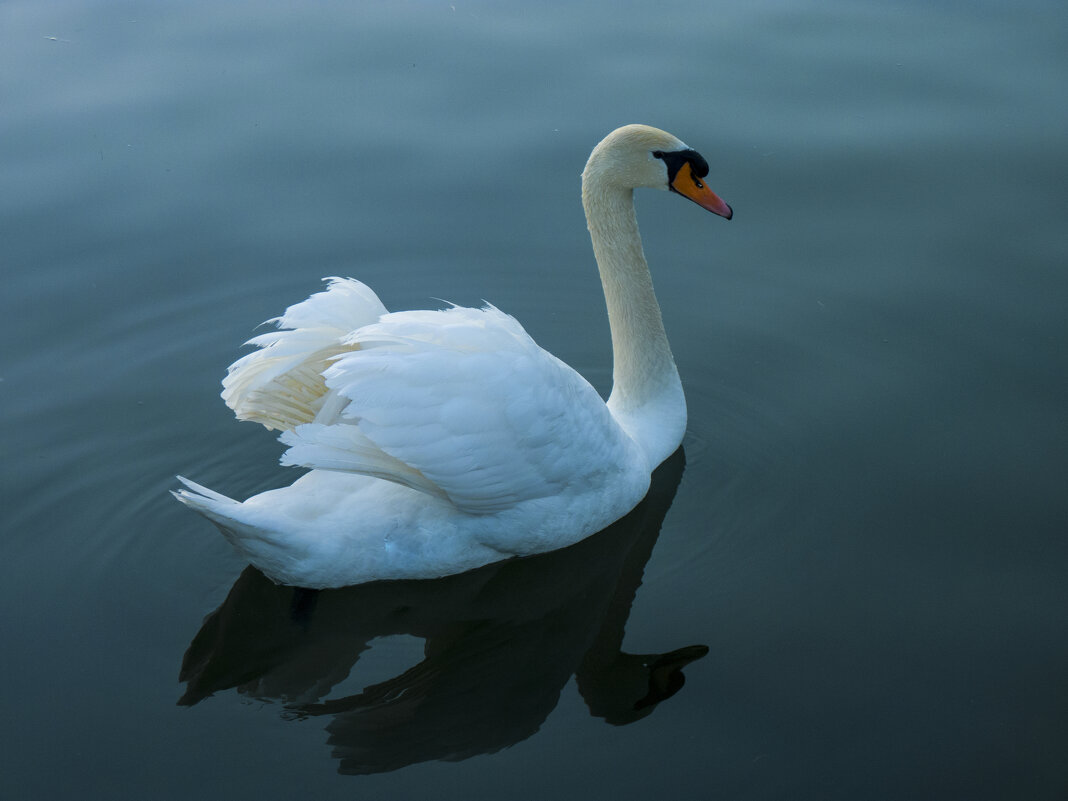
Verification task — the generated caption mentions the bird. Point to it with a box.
[173,124,732,588]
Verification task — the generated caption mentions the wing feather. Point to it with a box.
[221,277,388,430]
[277,304,629,514]
[279,423,449,501]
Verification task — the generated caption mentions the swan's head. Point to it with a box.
[583,124,732,220]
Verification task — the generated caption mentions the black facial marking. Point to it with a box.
[652,148,711,185]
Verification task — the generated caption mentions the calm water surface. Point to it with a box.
[2,1,1066,799]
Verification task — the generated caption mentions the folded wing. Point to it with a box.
[278,304,630,514]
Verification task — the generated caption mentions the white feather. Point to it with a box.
[221,277,387,430]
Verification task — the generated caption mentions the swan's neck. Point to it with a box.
[582,181,686,467]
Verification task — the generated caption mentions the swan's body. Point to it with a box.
[174,124,731,588]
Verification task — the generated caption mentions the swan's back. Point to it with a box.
[279,300,643,515]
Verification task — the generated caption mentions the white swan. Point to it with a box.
[174,124,732,588]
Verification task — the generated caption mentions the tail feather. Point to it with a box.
[172,476,264,544]
[173,476,307,583]
[174,475,237,505]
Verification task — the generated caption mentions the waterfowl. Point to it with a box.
[174,123,732,588]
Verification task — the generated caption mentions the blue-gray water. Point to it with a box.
[2,1,1066,798]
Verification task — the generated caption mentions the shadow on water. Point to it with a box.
[178,448,707,775]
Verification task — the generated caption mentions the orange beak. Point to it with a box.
[671,161,733,220]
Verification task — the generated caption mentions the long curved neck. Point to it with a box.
[582,176,686,467]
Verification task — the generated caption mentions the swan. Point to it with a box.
[174,124,732,588]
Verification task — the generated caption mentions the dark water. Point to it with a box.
[2,1,1066,798]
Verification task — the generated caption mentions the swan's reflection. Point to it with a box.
[179,448,707,775]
